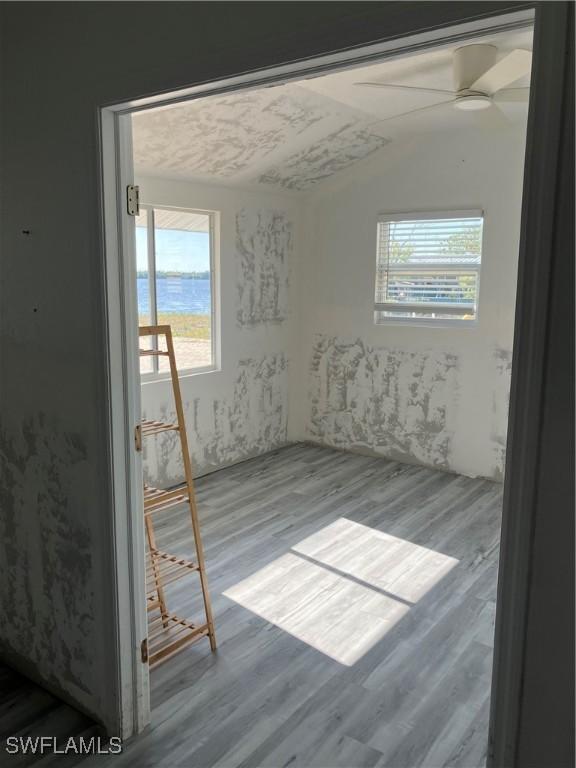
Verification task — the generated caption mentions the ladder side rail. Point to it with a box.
[164,326,217,650]
[144,516,169,628]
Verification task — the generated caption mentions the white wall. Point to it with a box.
[135,175,302,485]
[139,121,525,484]
[295,123,527,480]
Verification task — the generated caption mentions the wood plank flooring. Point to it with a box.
[0,663,99,767]
[119,443,502,768]
[1,444,500,767]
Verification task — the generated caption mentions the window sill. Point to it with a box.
[140,365,220,385]
[374,317,478,329]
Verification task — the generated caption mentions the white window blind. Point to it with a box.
[374,211,483,323]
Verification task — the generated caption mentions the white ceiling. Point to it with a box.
[132,27,532,194]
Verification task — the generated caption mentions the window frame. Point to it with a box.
[374,208,484,327]
[138,204,218,380]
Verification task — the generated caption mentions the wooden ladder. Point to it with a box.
[138,324,216,667]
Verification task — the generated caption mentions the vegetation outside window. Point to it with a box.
[374,211,483,324]
[136,206,217,375]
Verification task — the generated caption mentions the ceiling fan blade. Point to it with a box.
[354,82,455,96]
[470,49,532,95]
[373,99,455,124]
[493,87,530,103]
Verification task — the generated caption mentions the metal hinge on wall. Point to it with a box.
[127,185,140,216]
[141,637,148,664]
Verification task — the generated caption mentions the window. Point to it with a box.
[374,211,483,324]
[136,206,217,375]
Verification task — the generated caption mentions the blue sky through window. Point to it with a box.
[136,227,210,273]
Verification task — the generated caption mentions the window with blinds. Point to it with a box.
[374,211,483,323]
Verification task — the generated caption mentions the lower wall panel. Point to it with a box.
[142,353,289,486]
[306,334,511,480]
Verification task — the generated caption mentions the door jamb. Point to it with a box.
[487,4,573,765]
[100,109,148,738]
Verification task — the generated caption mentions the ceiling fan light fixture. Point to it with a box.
[453,94,492,111]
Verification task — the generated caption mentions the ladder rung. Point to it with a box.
[141,419,179,437]
[148,613,210,667]
[139,348,170,357]
[144,485,189,515]
[146,548,200,596]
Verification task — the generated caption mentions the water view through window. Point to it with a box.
[136,207,215,374]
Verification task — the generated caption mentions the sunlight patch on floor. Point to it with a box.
[292,518,458,603]
[223,518,458,665]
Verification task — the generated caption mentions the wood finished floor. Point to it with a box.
[0,663,99,767]
[119,443,502,768]
[1,444,501,767]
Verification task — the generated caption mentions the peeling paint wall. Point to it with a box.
[139,125,526,489]
[136,176,299,487]
[0,412,98,714]
[257,123,389,192]
[143,354,288,484]
[296,125,527,480]
[192,354,288,470]
[132,83,389,192]
[133,88,322,181]
[309,336,458,469]
[236,208,292,326]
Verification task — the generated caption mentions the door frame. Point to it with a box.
[99,5,566,761]
[100,109,149,735]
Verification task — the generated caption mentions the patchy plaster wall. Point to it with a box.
[297,124,527,480]
[308,336,458,469]
[257,122,389,192]
[135,176,300,487]
[143,354,288,484]
[0,413,97,713]
[139,124,526,490]
[132,83,389,192]
[236,208,292,326]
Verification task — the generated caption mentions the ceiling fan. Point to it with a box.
[355,44,531,121]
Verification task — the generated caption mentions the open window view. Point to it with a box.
[137,206,215,375]
[126,22,534,768]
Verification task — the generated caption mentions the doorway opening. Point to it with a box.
[101,8,535,765]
